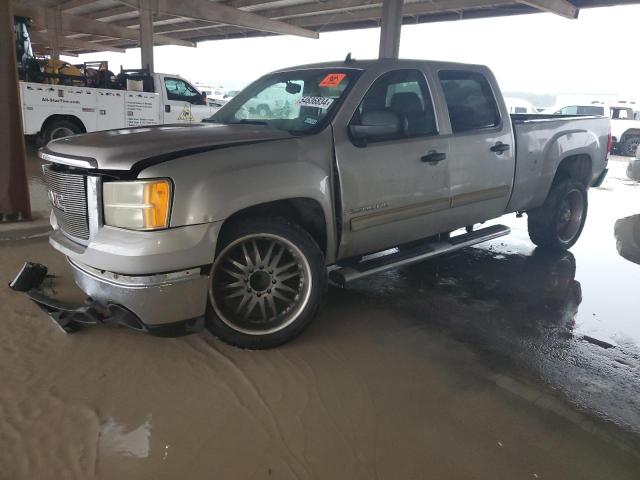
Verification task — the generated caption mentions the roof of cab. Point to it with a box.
[272,58,487,74]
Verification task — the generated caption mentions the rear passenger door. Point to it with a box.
[437,69,514,227]
[334,68,451,258]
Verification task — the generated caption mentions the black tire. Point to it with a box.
[206,217,327,349]
[42,119,81,145]
[621,136,640,157]
[527,178,588,251]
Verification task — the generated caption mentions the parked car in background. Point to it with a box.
[224,90,240,100]
[545,102,639,156]
[627,143,640,181]
[16,58,610,349]
[505,97,537,114]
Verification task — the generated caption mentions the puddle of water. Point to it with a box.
[99,415,153,458]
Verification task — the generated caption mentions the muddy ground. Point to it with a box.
[1,155,639,479]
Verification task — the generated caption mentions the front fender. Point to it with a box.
[138,130,337,258]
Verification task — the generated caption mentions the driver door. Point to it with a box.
[334,69,451,258]
[162,77,201,123]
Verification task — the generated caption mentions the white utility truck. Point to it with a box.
[545,102,640,156]
[20,72,221,144]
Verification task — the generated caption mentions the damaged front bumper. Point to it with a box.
[10,260,209,336]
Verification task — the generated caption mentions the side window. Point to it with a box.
[559,106,578,115]
[351,69,437,142]
[577,106,605,115]
[438,70,500,133]
[164,77,201,104]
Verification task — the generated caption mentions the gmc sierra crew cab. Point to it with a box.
[12,59,610,349]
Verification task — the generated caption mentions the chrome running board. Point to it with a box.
[330,224,510,286]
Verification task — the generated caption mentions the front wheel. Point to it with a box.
[621,136,640,157]
[527,178,588,251]
[206,218,327,349]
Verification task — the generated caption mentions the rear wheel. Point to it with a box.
[527,178,588,251]
[206,218,326,349]
[42,119,81,145]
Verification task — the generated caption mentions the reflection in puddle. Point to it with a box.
[99,414,152,458]
[615,214,640,265]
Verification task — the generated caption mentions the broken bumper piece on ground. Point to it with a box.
[9,261,204,336]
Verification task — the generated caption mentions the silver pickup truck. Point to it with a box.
[12,59,610,349]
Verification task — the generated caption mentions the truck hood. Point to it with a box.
[42,123,293,172]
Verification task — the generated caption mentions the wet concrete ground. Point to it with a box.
[1,153,639,478]
[349,157,640,436]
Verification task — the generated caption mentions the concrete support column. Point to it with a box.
[139,0,155,74]
[378,0,404,59]
[46,8,62,60]
[0,2,31,221]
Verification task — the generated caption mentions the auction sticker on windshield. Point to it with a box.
[297,97,334,109]
[319,73,346,87]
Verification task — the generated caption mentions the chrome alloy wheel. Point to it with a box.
[209,233,312,335]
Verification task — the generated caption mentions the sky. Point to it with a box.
[63,4,640,101]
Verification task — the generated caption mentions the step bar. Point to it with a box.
[330,224,510,286]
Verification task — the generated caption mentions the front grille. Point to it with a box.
[43,165,90,240]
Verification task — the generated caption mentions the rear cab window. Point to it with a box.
[438,70,501,133]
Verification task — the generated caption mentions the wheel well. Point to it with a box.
[218,198,327,255]
[555,154,592,186]
[41,115,86,135]
[620,129,640,143]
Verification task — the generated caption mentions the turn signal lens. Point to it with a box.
[103,179,172,230]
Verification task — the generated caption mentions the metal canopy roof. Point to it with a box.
[11,0,640,54]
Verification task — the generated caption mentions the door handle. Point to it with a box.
[165,105,171,113]
[421,151,447,163]
[490,142,510,154]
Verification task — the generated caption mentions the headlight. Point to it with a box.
[103,179,172,230]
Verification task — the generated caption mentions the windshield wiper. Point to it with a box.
[229,119,271,126]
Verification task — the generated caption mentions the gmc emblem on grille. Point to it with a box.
[48,190,66,211]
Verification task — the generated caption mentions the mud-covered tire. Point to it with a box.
[206,217,327,349]
[527,178,588,251]
[41,119,81,145]
[621,136,640,157]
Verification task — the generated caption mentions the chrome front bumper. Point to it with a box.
[69,259,210,328]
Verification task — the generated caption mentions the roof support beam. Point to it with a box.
[85,5,136,20]
[287,0,516,27]
[139,0,155,74]
[379,0,404,59]
[13,4,195,47]
[516,0,579,18]
[57,0,97,11]
[30,31,126,53]
[120,0,319,38]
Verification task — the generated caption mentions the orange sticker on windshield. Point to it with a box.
[319,73,346,87]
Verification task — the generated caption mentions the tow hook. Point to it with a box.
[9,262,140,334]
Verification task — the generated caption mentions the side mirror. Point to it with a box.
[349,111,402,144]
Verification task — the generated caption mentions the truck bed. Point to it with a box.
[506,113,610,213]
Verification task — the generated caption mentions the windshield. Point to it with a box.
[211,69,359,133]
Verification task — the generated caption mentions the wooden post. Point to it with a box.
[0,2,31,222]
